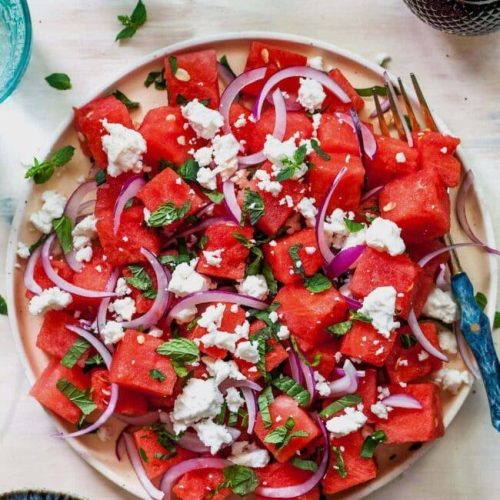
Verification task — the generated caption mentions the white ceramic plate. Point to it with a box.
[6,32,498,499]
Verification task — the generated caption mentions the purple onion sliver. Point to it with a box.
[343,295,362,310]
[417,242,477,268]
[288,346,304,386]
[222,180,241,223]
[164,216,235,247]
[335,112,377,160]
[64,181,97,225]
[360,185,383,203]
[382,393,422,410]
[266,90,302,111]
[116,411,162,426]
[326,244,366,279]
[24,246,43,295]
[299,358,316,405]
[408,309,448,362]
[219,379,263,393]
[241,387,257,434]
[94,268,120,337]
[369,97,390,119]
[113,176,146,235]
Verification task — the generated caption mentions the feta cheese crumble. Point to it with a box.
[365,217,405,256]
[237,274,269,300]
[229,441,270,468]
[298,78,326,113]
[115,277,132,297]
[17,241,30,259]
[277,325,290,340]
[307,56,324,71]
[235,340,260,363]
[193,418,233,454]
[168,260,211,297]
[225,387,245,413]
[370,401,393,420]
[326,407,368,437]
[72,215,97,250]
[263,135,298,171]
[433,368,472,394]
[203,248,225,267]
[422,288,458,324]
[108,296,136,321]
[297,197,318,227]
[181,99,224,139]
[101,321,125,345]
[438,329,458,354]
[172,305,198,324]
[395,152,406,163]
[202,357,246,385]
[254,169,282,196]
[28,287,73,316]
[30,190,66,234]
[193,146,213,167]
[75,246,93,263]
[314,371,331,397]
[359,286,400,338]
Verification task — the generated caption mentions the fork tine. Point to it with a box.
[410,73,438,132]
[373,93,390,137]
[397,77,421,132]
[384,82,405,140]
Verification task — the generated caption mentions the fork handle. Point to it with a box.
[452,272,500,432]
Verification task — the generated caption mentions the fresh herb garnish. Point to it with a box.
[61,338,90,369]
[125,264,157,299]
[327,320,353,336]
[258,386,273,428]
[45,73,71,90]
[156,338,199,377]
[56,378,97,416]
[29,235,49,254]
[256,336,269,380]
[112,90,140,109]
[52,216,73,253]
[272,375,310,407]
[292,457,318,472]
[149,369,166,383]
[116,0,147,41]
[144,69,166,90]
[276,144,308,181]
[355,86,387,97]
[332,446,347,478]
[159,237,195,269]
[319,394,362,419]
[241,189,265,226]
[95,169,106,186]
[475,291,487,311]
[221,465,260,496]
[264,416,308,449]
[310,139,330,160]
[83,353,105,371]
[262,261,278,296]
[344,218,365,233]
[219,55,237,79]
[350,311,372,323]
[147,201,191,227]
[201,188,224,204]
[25,145,75,184]
[168,56,178,75]
[400,333,417,349]
[288,243,305,278]
[178,159,199,181]
[0,295,7,316]
[304,273,332,293]
[138,447,149,462]
[360,430,387,458]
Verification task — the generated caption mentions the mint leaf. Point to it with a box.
[319,394,362,419]
[144,69,166,90]
[148,201,191,227]
[327,320,353,336]
[0,295,7,316]
[95,169,106,186]
[125,264,156,298]
[83,353,104,371]
[262,261,278,296]
[52,216,73,254]
[355,86,387,97]
[332,446,347,478]
[258,386,273,428]
[139,447,149,462]
[242,189,265,226]
[360,430,387,458]
[25,145,75,184]
[116,0,147,40]
[219,55,237,79]
[156,338,199,364]
[272,375,310,407]
[276,144,308,181]
[350,311,372,323]
[45,73,71,90]
[292,457,318,472]
[222,465,259,496]
[310,139,330,160]
[400,333,417,349]
[344,218,365,233]
[168,56,178,75]
[264,416,308,449]
[56,378,97,416]
[201,189,224,204]
[178,159,199,182]
[149,369,166,383]
[287,243,305,278]
[112,90,140,109]
[61,338,90,369]
[304,273,332,293]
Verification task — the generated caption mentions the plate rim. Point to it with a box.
[5,30,498,500]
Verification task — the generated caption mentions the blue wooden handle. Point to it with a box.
[451,272,500,431]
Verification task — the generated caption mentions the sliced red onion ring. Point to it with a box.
[417,242,477,268]
[115,425,129,461]
[325,244,366,279]
[381,394,422,409]
[384,72,413,147]
[57,324,118,438]
[254,66,350,120]
[455,322,482,380]
[223,180,241,223]
[360,185,383,203]
[41,234,117,298]
[266,90,302,111]
[219,67,267,135]
[119,247,171,330]
[124,433,164,500]
[166,291,268,328]
[160,458,231,500]
[164,216,235,247]
[456,170,500,255]
[94,268,120,337]
[328,359,359,397]
[217,61,236,86]
[219,379,263,393]
[336,111,377,160]
[255,414,328,498]
[408,309,448,362]
[344,295,362,310]
[435,263,451,291]
[334,367,366,378]
[298,358,316,405]
[369,98,390,119]
[241,387,257,434]
[288,345,304,386]
[113,176,146,235]
[315,166,348,264]
[117,411,162,426]
[24,246,43,295]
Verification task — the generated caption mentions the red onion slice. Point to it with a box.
[288,345,304,386]
[435,263,451,291]
[124,433,164,500]
[166,291,268,328]
[360,185,383,203]
[254,66,350,120]
[335,112,377,160]
[315,166,348,264]
[299,358,316,405]
[164,217,235,247]
[115,425,129,461]
[369,98,390,119]
[117,411,162,426]
[381,393,422,409]
[113,176,146,235]
[94,268,120,338]
[384,72,413,147]
[328,359,359,397]
[456,170,500,255]
[408,309,448,362]
[41,234,117,298]
[24,246,43,295]
[241,387,257,434]
[160,458,231,499]
[417,242,477,268]
[119,247,171,330]
[219,379,263,393]
[222,180,241,223]
[455,322,482,380]
[255,414,328,498]
[325,244,366,279]
[57,324,119,438]
[344,295,362,310]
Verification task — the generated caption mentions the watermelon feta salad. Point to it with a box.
[19,42,477,499]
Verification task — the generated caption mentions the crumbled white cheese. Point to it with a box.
[196,167,218,190]
[75,246,93,263]
[365,217,405,256]
[193,146,213,167]
[297,197,318,227]
[72,215,97,250]
[168,260,211,297]
[263,135,301,173]
[311,113,322,137]
[323,208,351,247]
[237,274,269,300]
[108,296,136,321]
[326,407,368,437]
[314,371,331,397]
[181,99,224,139]
[211,134,240,180]
[438,329,458,354]
[418,350,430,361]
[423,288,458,324]
[370,401,393,420]
[235,340,260,363]
[254,169,282,196]
[201,331,240,352]
[115,277,132,297]
[229,441,270,468]
[225,387,245,413]
[202,356,246,385]
[101,321,125,345]
[304,246,316,255]
[197,303,226,332]
[395,152,406,163]
[172,305,198,324]
[30,190,66,234]
[298,78,326,113]
[440,147,448,154]
[359,286,400,338]
[234,113,248,129]
[434,368,472,394]
[17,241,30,259]
[148,327,164,338]
[101,121,147,177]
[194,418,233,454]
[203,248,225,267]
[28,287,73,315]
[277,325,290,340]
[307,56,324,71]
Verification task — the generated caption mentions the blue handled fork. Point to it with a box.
[373,74,500,431]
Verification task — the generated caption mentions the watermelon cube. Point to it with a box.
[385,323,443,383]
[196,224,253,280]
[307,152,365,213]
[275,284,348,352]
[340,321,397,367]
[27,257,73,300]
[324,68,364,113]
[375,383,445,443]
[357,369,378,423]
[263,228,323,284]
[304,341,340,379]
[164,49,220,109]
[255,395,320,462]
[109,330,177,397]
[173,468,231,500]
[317,113,360,156]
[350,248,423,319]
[378,169,450,243]
[229,103,255,154]
[30,359,92,424]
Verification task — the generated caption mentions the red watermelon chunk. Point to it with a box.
[132,428,196,480]
[74,96,133,167]
[139,106,202,168]
[364,135,419,189]
[374,383,444,443]
[263,228,322,284]
[27,257,73,300]
[379,169,450,244]
[173,468,231,500]
[275,284,348,352]
[255,395,320,462]
[30,359,92,424]
[357,369,378,423]
[340,321,397,367]
[322,431,377,494]
[350,248,423,319]
[229,103,256,154]
[243,41,307,96]
[307,152,365,213]
[304,341,340,379]
[196,224,253,280]
[317,113,360,156]
[324,68,363,113]
[109,330,177,397]
[385,323,443,383]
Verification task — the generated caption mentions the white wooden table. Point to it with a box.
[0,1,499,498]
